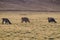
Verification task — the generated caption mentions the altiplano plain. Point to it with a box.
[0,11,60,40]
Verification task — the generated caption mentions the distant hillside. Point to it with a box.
[0,0,60,11]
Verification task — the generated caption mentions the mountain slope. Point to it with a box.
[0,0,60,11]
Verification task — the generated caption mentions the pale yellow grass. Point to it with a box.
[0,11,60,40]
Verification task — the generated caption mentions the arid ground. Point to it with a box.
[0,0,60,11]
[0,11,60,40]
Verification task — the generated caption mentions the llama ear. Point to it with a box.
[48,17,49,19]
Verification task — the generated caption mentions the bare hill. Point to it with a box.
[0,0,60,11]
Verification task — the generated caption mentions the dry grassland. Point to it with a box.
[0,11,60,40]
